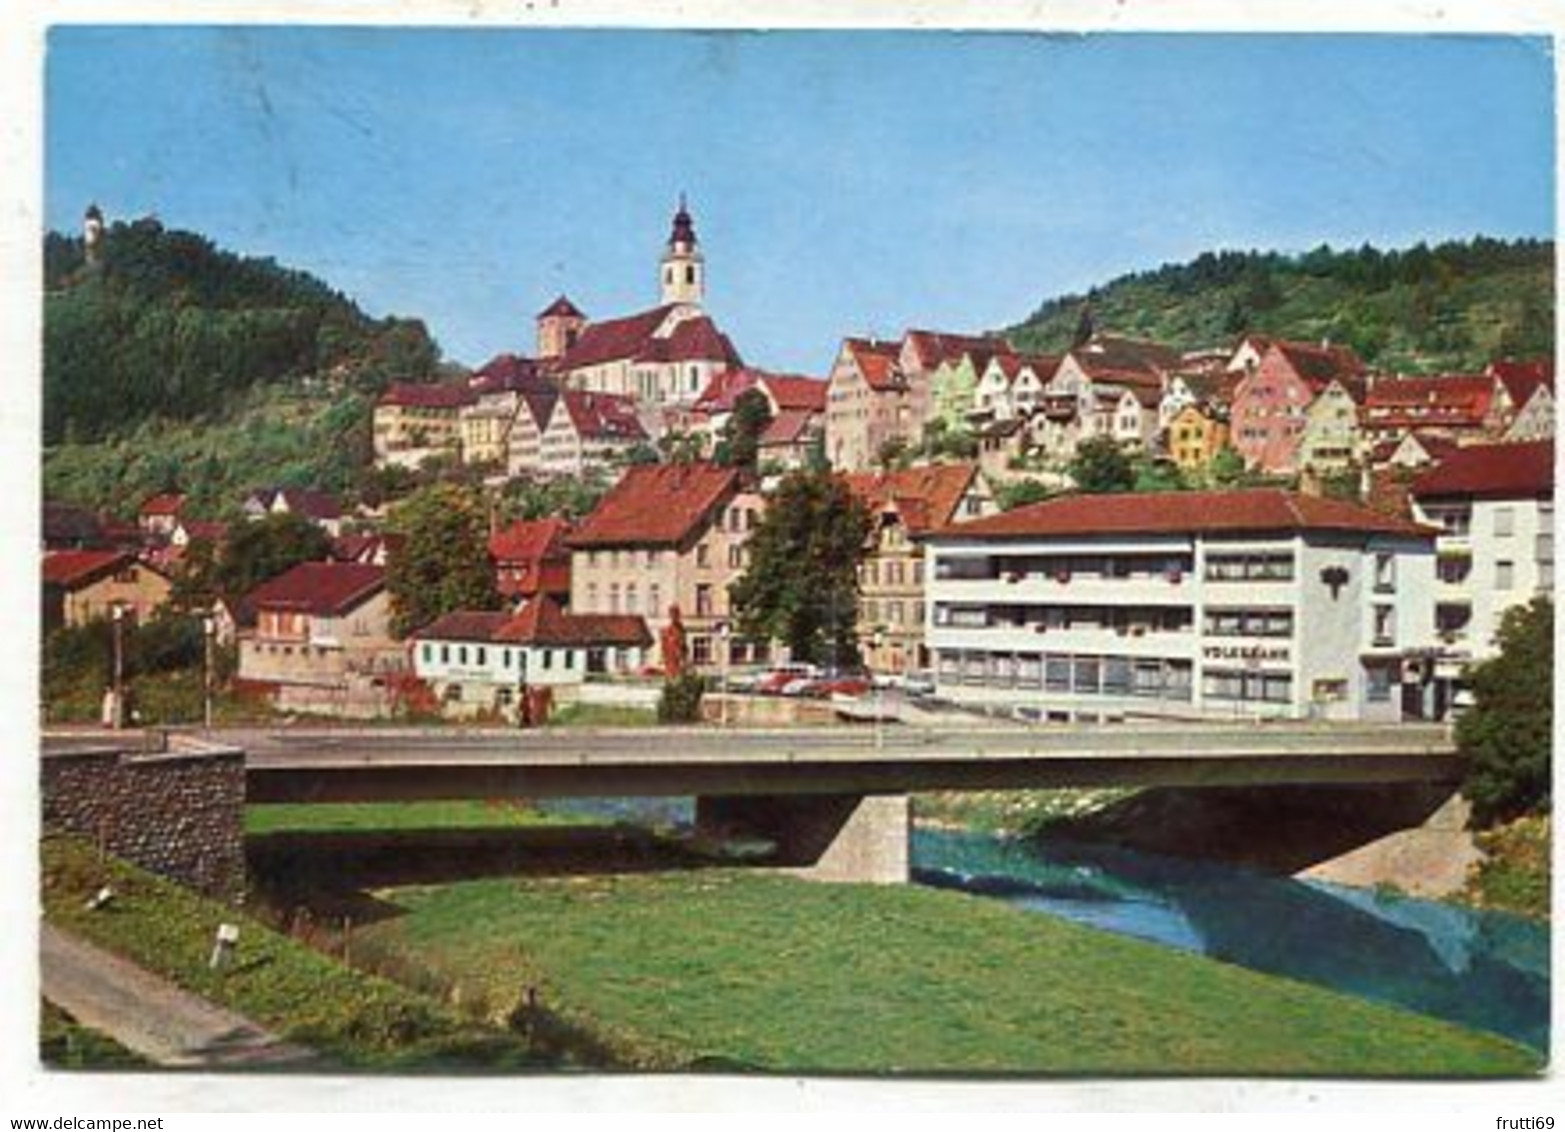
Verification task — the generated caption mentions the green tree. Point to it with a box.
[1067,436,1135,493]
[996,478,1053,511]
[716,389,774,473]
[385,482,501,637]
[1132,457,1188,493]
[1456,597,1553,828]
[1207,446,1248,487]
[214,512,333,602]
[730,470,872,666]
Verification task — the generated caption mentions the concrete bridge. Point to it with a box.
[235,722,1463,884]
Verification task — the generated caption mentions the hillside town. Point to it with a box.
[42,201,1556,729]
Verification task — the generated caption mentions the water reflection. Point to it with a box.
[913,828,1549,1052]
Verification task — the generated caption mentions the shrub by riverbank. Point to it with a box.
[1465,814,1551,920]
[349,869,1539,1076]
[40,836,546,1070]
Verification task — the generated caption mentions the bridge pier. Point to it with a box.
[695,793,911,884]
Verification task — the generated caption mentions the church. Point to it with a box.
[537,198,742,431]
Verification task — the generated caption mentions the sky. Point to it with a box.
[45,28,1556,374]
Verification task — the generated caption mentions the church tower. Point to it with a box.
[658,194,705,308]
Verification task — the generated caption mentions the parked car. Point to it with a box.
[755,663,819,696]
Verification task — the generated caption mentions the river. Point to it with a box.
[913,827,1549,1053]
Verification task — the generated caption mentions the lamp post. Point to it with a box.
[872,627,886,750]
[202,611,216,732]
[717,620,731,729]
[110,604,125,730]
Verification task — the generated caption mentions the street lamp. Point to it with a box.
[202,611,216,732]
[716,620,731,729]
[872,627,886,750]
[110,604,125,730]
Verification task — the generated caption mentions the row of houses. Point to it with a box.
[41,435,1553,724]
[826,326,1555,481]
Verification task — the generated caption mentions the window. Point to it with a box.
[1437,555,1471,585]
[691,636,712,666]
[1496,560,1515,591]
[1495,507,1516,538]
[458,646,468,665]
[586,583,599,610]
[1205,552,1294,581]
[440,645,450,664]
[649,584,662,617]
[476,647,487,666]
[697,543,710,568]
[1366,664,1393,702]
[502,648,512,669]
[626,584,639,614]
[542,650,553,671]
[696,584,714,617]
[1373,605,1396,646]
[729,545,743,569]
[1374,553,1396,593]
[421,644,432,664]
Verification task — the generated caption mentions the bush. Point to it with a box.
[657,674,706,724]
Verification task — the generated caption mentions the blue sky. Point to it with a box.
[46,29,1555,374]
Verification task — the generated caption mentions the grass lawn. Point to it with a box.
[548,703,658,728]
[40,836,545,1071]
[352,870,1543,1077]
[246,800,585,836]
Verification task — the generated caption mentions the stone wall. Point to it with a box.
[41,736,246,899]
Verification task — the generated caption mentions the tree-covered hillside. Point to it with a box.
[1008,237,1553,372]
[44,217,442,446]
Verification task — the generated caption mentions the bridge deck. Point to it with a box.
[219,723,1463,803]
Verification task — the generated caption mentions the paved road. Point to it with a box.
[231,721,1458,766]
[40,924,315,1069]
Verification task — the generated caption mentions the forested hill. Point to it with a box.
[43,217,444,446]
[1007,237,1554,372]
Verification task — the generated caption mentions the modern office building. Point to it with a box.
[924,489,1438,722]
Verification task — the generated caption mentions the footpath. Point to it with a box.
[40,924,316,1069]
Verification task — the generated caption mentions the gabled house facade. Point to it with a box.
[537,390,649,478]
[236,562,403,717]
[372,382,478,469]
[1230,341,1365,475]
[567,463,767,670]
[489,518,573,607]
[42,550,172,632]
[845,464,994,674]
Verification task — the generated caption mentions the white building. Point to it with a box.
[1410,439,1554,716]
[924,488,1438,722]
[411,600,652,719]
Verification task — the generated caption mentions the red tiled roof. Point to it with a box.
[935,488,1434,540]
[245,562,385,617]
[1411,440,1555,501]
[42,549,138,588]
[250,486,343,521]
[43,503,106,548]
[637,316,743,367]
[495,597,652,649]
[556,304,678,371]
[844,464,978,536]
[559,391,648,442]
[760,408,817,446]
[330,533,389,564]
[139,493,185,517]
[1364,375,1496,428]
[178,520,229,543]
[568,463,742,548]
[903,329,1014,372]
[489,518,572,563]
[844,338,904,392]
[538,295,585,320]
[378,382,478,410]
[1488,358,1555,405]
[758,374,827,413]
[470,353,552,394]
[696,368,826,415]
[412,610,515,643]
[1070,335,1183,377]
[1269,340,1365,392]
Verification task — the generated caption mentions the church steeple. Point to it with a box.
[659,194,705,307]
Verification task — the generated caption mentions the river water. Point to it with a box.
[914,827,1550,1053]
[537,798,1549,1052]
